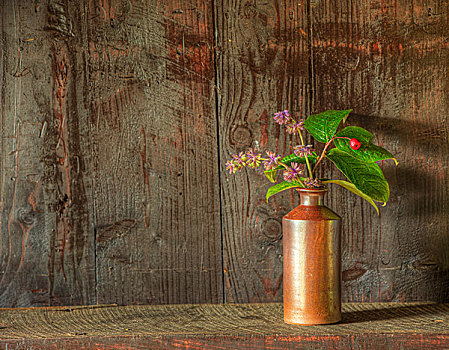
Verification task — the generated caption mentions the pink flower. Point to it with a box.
[232,152,246,166]
[286,120,305,134]
[273,110,290,125]
[245,148,262,168]
[225,160,237,174]
[293,145,314,157]
[263,151,281,171]
[283,162,303,182]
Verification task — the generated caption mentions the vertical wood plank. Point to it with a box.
[311,0,449,301]
[0,0,96,306]
[216,0,311,302]
[89,0,223,304]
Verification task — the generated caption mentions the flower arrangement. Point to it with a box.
[225,109,397,214]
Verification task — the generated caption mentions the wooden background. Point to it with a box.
[0,0,448,307]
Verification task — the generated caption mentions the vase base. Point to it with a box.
[283,317,341,326]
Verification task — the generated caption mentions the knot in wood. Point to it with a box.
[16,207,37,226]
[262,218,282,240]
[230,125,252,147]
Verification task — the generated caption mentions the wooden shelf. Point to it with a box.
[0,303,448,349]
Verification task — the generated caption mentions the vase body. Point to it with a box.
[282,188,341,325]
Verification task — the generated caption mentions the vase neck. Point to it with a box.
[298,189,327,206]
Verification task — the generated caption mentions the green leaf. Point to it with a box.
[266,181,304,202]
[334,126,398,164]
[304,109,352,143]
[326,148,389,203]
[322,179,379,215]
[264,170,277,183]
[278,152,317,166]
[264,152,317,183]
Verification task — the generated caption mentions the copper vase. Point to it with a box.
[282,188,341,325]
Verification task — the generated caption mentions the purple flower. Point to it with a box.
[273,110,290,125]
[232,151,246,166]
[245,148,262,168]
[293,145,314,157]
[225,160,237,174]
[263,151,281,171]
[286,120,305,134]
[283,162,303,182]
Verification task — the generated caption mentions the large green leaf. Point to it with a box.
[325,148,389,203]
[334,126,398,164]
[264,152,317,183]
[322,179,379,215]
[304,109,352,143]
[266,181,304,202]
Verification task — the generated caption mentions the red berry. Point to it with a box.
[349,138,361,150]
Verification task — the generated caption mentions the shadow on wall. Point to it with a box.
[351,113,449,272]
[350,113,448,153]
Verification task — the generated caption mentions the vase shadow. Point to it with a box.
[341,303,444,324]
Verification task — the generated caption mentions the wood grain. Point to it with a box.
[310,0,449,302]
[87,0,223,304]
[0,303,448,349]
[0,0,449,308]
[216,0,311,303]
[0,0,95,306]
[1,334,447,350]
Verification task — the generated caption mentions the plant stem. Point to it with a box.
[278,161,289,169]
[313,137,334,174]
[296,177,306,188]
[298,131,314,179]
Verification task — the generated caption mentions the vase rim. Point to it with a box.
[295,187,328,194]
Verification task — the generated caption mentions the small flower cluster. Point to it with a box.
[264,151,282,170]
[226,109,319,187]
[274,109,305,135]
[286,121,305,134]
[225,149,282,174]
[283,162,303,182]
[225,151,249,174]
[273,110,290,125]
[303,177,325,188]
[293,144,314,157]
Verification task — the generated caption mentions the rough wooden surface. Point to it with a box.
[310,0,449,303]
[216,0,311,303]
[1,0,223,306]
[216,0,449,304]
[0,303,448,349]
[87,0,223,305]
[0,0,96,306]
[1,0,449,308]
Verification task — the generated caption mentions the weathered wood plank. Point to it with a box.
[1,334,448,350]
[310,0,449,301]
[0,303,448,349]
[0,0,95,306]
[216,0,311,302]
[88,0,223,304]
